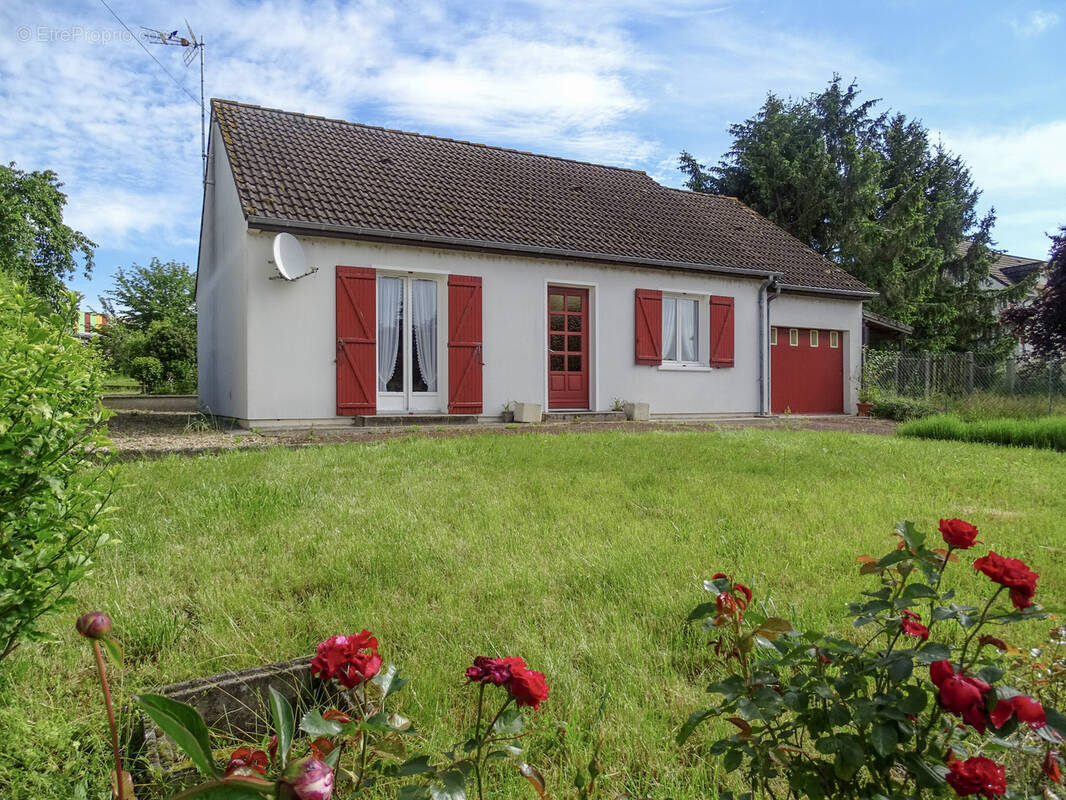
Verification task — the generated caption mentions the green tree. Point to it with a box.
[680,76,1019,354]
[0,272,113,662]
[98,258,197,392]
[0,163,95,309]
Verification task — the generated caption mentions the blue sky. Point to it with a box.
[2,0,1063,307]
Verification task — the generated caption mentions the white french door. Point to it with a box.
[377,275,442,412]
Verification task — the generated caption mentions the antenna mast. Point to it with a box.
[141,21,207,186]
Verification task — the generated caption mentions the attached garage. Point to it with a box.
[770,327,844,414]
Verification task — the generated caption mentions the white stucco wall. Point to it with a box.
[196,121,250,420]
[769,293,864,413]
[236,232,783,425]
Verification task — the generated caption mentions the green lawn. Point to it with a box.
[2,428,1064,799]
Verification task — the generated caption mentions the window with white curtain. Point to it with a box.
[662,295,700,364]
[378,277,438,394]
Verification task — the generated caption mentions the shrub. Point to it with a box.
[871,394,942,421]
[0,274,114,662]
[899,414,1066,451]
[129,355,164,392]
[679,519,1064,800]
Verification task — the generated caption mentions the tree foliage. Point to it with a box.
[99,258,197,393]
[0,162,95,310]
[679,76,1024,354]
[0,272,113,663]
[1002,228,1066,361]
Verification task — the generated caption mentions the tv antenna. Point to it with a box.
[141,20,207,186]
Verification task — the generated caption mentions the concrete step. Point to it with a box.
[544,411,626,423]
[354,414,479,428]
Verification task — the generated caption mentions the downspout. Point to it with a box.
[759,278,782,416]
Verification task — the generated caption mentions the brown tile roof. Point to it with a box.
[957,241,1046,287]
[212,99,873,295]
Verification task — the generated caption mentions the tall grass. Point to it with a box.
[899,413,1066,451]
[2,429,1064,799]
[945,391,1066,420]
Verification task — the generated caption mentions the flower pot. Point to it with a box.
[130,656,347,794]
[856,402,874,417]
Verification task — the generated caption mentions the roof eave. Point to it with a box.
[246,215,786,281]
[776,282,878,300]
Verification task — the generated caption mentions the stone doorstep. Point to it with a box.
[354,414,480,427]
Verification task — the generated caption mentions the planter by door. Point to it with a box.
[547,287,589,410]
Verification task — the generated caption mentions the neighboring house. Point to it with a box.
[957,240,1047,295]
[958,241,1048,354]
[74,311,108,341]
[197,100,875,428]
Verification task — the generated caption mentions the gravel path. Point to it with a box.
[102,411,898,460]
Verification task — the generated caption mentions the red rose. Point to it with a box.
[930,660,992,732]
[1045,750,1062,785]
[501,656,549,710]
[900,609,930,642]
[310,631,382,688]
[990,695,1046,730]
[465,656,512,686]
[939,519,981,549]
[946,756,1006,798]
[974,551,1039,610]
[225,747,268,777]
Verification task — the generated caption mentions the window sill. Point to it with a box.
[657,363,712,372]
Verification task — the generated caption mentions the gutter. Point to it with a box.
[759,279,783,416]
[246,215,785,282]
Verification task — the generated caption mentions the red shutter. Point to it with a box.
[710,295,735,368]
[336,266,376,415]
[634,289,662,365]
[448,275,483,414]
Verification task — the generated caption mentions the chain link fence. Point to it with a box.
[862,348,1066,415]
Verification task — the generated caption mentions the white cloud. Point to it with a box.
[1010,10,1060,36]
[941,120,1066,193]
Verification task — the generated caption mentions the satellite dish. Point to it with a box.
[270,233,318,281]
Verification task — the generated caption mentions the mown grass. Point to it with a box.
[2,429,1065,799]
[900,413,1066,451]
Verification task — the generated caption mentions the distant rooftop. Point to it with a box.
[210,99,873,295]
[957,241,1047,287]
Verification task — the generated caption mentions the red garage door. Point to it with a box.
[771,327,844,414]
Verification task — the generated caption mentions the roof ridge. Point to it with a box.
[210,98,652,178]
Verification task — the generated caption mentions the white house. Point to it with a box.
[197,100,875,428]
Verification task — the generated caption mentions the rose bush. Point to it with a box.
[678,519,1065,800]
[396,654,551,800]
[79,625,553,800]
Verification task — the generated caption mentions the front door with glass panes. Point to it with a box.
[377,275,442,412]
[547,286,589,409]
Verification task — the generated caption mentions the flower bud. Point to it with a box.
[278,756,333,800]
[76,611,112,640]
